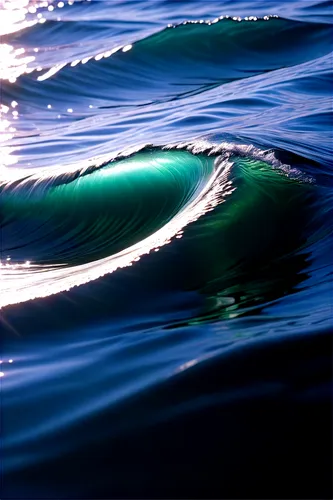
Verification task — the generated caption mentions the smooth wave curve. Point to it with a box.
[0,141,315,308]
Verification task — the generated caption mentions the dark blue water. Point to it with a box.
[0,1,332,498]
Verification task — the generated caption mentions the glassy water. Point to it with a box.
[0,1,332,498]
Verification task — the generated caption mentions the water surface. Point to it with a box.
[0,1,332,498]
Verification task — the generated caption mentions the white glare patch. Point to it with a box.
[122,44,132,53]
[37,63,67,81]
[0,2,38,37]
[178,359,198,372]
[0,43,35,81]
[103,46,122,58]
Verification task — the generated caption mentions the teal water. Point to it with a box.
[0,1,332,498]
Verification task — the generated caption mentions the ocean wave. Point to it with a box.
[3,16,332,103]
[1,3,332,498]
[0,140,319,308]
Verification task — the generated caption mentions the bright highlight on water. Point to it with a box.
[0,1,332,498]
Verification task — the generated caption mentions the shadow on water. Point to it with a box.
[1,2,332,497]
[1,152,332,499]
[3,328,332,499]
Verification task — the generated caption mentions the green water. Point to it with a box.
[1,150,313,276]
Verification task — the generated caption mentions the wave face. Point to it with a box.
[1,150,216,265]
[0,1,332,499]
[0,142,321,309]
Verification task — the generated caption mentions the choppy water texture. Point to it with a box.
[0,1,332,498]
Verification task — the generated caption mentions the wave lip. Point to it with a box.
[0,144,234,308]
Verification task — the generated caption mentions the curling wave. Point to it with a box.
[0,141,315,308]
